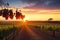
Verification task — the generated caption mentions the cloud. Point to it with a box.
[21,0,60,9]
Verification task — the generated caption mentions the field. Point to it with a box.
[0,21,60,40]
[27,21,60,40]
[0,21,19,40]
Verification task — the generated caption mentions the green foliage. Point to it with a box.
[0,27,17,39]
[35,25,41,29]
[55,28,60,32]
[0,22,18,39]
[47,27,53,31]
[33,22,60,32]
[0,21,60,39]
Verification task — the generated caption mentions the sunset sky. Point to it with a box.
[0,0,60,21]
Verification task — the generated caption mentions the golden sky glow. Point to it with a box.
[21,8,60,21]
[0,8,60,21]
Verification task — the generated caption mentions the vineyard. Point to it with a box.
[0,21,21,40]
[27,21,60,40]
[0,21,60,40]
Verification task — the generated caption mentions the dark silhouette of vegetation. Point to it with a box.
[15,10,22,19]
[48,18,53,21]
[9,10,14,19]
[0,10,2,16]
[5,3,9,8]
[15,10,25,20]
[0,0,9,9]
[47,27,53,31]
[21,15,25,20]
[6,3,9,6]
[0,1,25,20]
[0,9,25,20]
[0,26,17,40]
[3,9,9,20]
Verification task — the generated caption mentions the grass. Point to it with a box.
[31,22,60,32]
[0,21,60,39]
[30,21,60,38]
[0,21,19,39]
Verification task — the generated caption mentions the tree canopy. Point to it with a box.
[0,9,25,20]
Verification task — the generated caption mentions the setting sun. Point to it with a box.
[0,0,60,40]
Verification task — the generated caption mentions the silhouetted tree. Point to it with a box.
[6,3,9,6]
[15,10,25,20]
[2,9,9,20]
[0,10,2,16]
[48,18,53,21]
[9,10,14,19]
[6,3,9,8]
[15,10,22,19]
[21,15,25,20]
[0,9,25,20]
